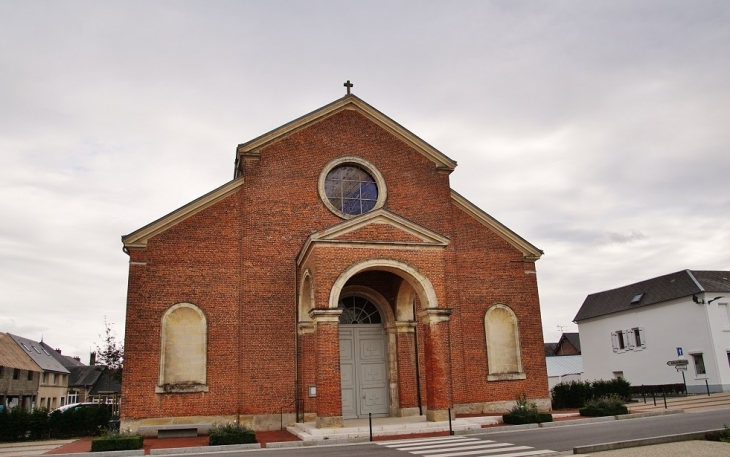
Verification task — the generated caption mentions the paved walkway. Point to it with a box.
[585,440,730,456]
[1,393,729,456]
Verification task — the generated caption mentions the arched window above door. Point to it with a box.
[338,295,382,324]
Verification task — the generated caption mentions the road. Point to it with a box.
[191,410,730,457]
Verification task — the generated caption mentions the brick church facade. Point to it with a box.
[121,90,549,432]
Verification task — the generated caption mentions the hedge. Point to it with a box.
[0,405,111,442]
[91,434,144,452]
[551,378,631,409]
[502,412,553,425]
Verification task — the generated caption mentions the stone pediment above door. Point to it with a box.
[297,209,450,266]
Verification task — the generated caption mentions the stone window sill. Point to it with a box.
[155,384,209,394]
[487,373,526,382]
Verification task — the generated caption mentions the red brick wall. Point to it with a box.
[122,107,548,423]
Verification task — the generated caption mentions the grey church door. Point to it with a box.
[338,296,389,419]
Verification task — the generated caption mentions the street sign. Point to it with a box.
[676,366,687,371]
[677,347,683,356]
[667,359,689,366]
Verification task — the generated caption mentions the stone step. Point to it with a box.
[287,418,484,441]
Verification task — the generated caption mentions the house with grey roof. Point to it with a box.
[574,270,730,393]
[8,334,70,410]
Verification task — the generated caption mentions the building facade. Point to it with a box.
[121,93,549,431]
[575,270,730,393]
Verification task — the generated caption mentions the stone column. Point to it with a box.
[418,308,453,422]
[309,308,343,428]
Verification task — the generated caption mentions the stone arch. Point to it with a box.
[329,259,438,312]
[484,304,525,381]
[157,302,209,392]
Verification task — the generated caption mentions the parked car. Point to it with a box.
[51,402,99,414]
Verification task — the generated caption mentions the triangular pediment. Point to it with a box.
[297,209,450,266]
[235,95,457,176]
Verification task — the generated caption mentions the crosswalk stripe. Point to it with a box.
[377,435,555,457]
[380,436,473,446]
[393,439,484,450]
[416,444,532,457]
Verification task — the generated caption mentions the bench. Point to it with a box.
[138,424,208,438]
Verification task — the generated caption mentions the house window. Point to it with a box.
[613,371,624,379]
[692,353,706,376]
[13,368,20,380]
[42,373,47,384]
[51,373,56,385]
[157,302,208,393]
[67,391,78,404]
[27,371,33,381]
[617,331,626,350]
[0,366,4,377]
[484,304,525,381]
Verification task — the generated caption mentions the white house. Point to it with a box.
[574,270,730,394]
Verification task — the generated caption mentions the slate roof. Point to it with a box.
[69,365,105,387]
[545,355,583,377]
[0,332,40,372]
[574,270,730,322]
[544,342,558,357]
[89,369,121,395]
[559,332,581,353]
[39,341,85,369]
[8,334,70,374]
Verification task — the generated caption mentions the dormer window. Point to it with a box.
[631,292,644,304]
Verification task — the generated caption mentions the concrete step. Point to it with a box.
[287,418,486,441]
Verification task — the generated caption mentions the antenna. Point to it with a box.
[557,325,566,333]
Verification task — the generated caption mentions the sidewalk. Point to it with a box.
[1,393,728,456]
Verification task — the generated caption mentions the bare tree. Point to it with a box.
[95,317,124,379]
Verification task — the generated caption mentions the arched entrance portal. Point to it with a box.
[338,294,389,419]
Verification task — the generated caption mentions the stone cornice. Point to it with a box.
[236,95,457,173]
[417,308,453,324]
[450,190,543,261]
[122,178,245,249]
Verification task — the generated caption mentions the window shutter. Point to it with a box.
[611,332,618,352]
[639,327,646,348]
[626,329,635,350]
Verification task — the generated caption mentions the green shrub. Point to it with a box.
[552,378,632,410]
[502,393,552,425]
[91,431,144,452]
[48,405,111,438]
[208,422,256,446]
[579,394,629,417]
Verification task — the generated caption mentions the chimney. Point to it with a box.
[90,352,96,366]
[73,356,81,362]
[56,348,62,354]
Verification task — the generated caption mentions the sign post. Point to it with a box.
[667,359,689,394]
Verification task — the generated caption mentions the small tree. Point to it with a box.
[95,317,124,380]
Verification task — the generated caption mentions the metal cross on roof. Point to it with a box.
[344,80,353,95]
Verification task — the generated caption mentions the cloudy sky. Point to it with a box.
[1,1,728,361]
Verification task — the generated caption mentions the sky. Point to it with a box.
[1,1,729,361]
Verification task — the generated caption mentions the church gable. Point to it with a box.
[235,95,457,178]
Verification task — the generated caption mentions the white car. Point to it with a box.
[51,402,98,414]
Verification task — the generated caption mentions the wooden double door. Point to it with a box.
[339,325,389,419]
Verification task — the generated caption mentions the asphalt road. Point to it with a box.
[179,409,730,457]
